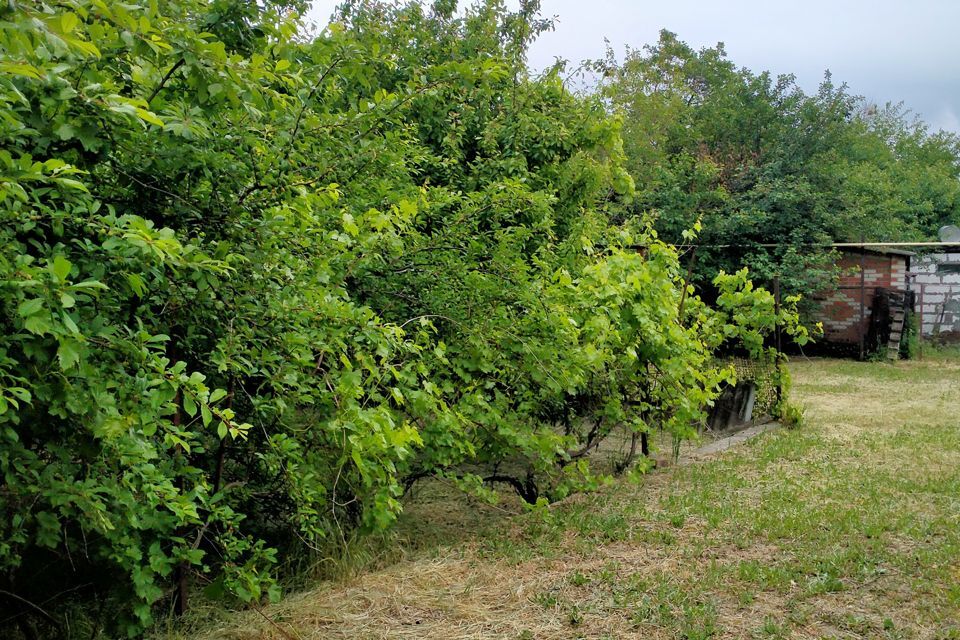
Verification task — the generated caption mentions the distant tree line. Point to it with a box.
[597,30,960,303]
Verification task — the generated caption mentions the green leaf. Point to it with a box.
[126,273,146,297]
[52,255,72,282]
[63,36,101,58]
[18,298,43,318]
[24,314,52,335]
[351,447,366,480]
[70,280,107,290]
[60,12,79,33]
[57,339,81,371]
[54,123,76,140]
[61,311,80,335]
[35,512,61,548]
[0,62,41,79]
[135,108,165,127]
[182,393,197,418]
[54,178,89,192]
[8,387,31,403]
[342,213,359,236]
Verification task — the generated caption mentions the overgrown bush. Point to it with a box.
[0,0,808,636]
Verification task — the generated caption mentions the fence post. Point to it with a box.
[858,236,866,360]
[774,275,783,407]
[916,278,923,361]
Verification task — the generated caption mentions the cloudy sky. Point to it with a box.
[304,0,960,133]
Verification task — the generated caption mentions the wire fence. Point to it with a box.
[726,356,780,418]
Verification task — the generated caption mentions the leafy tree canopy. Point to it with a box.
[596,30,960,301]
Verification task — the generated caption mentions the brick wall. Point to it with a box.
[818,252,908,344]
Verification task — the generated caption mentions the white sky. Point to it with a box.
[304,0,960,133]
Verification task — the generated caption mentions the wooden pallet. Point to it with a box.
[887,307,905,360]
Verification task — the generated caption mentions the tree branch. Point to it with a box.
[288,55,344,149]
[0,590,62,631]
[484,473,539,503]
[146,58,185,104]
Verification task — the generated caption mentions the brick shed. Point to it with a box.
[817,246,910,347]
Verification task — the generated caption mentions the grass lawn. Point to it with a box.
[182,354,960,640]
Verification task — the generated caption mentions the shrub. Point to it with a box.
[0,0,808,634]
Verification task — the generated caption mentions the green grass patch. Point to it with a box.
[177,356,960,639]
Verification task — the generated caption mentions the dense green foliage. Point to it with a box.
[596,31,960,301]
[2,2,809,636]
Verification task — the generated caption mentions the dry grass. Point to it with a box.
[178,355,960,640]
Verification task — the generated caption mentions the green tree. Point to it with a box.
[598,31,960,310]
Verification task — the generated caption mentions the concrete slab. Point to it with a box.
[678,422,780,465]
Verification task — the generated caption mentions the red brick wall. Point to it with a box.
[818,252,908,344]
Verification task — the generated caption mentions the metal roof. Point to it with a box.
[630,241,960,254]
[832,245,914,257]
